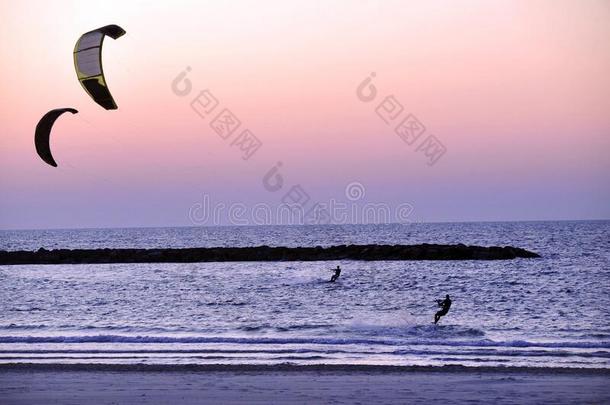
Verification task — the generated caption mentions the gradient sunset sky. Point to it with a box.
[1,0,608,229]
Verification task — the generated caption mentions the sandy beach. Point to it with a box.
[1,364,609,404]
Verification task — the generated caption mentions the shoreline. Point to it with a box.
[1,363,608,374]
[2,363,608,404]
[0,243,540,265]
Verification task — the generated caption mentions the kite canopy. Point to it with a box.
[73,24,126,110]
[34,108,78,167]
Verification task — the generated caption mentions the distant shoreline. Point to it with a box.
[0,244,540,265]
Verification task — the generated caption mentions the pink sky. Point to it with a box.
[1,0,609,229]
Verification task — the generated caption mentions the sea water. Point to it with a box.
[1,221,608,368]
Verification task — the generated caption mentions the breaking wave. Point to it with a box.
[1,335,609,349]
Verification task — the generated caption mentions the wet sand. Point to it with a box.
[1,364,608,404]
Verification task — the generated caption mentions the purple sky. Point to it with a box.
[1,1,608,229]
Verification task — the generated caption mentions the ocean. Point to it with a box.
[0,221,608,369]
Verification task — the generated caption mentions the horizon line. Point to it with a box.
[1,218,608,232]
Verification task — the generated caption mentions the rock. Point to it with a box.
[0,244,540,265]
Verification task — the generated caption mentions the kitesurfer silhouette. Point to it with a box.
[330,266,341,282]
[434,294,452,324]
